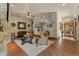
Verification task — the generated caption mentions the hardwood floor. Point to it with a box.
[7,39,79,56]
[38,39,79,56]
[7,41,27,56]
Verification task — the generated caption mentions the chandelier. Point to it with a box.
[27,8,34,19]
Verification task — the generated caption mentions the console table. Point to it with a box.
[18,31,27,37]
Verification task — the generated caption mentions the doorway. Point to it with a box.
[61,17,77,41]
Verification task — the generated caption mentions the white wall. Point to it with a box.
[9,13,26,36]
[34,12,57,38]
[76,20,79,41]
[57,10,75,39]
[9,12,57,38]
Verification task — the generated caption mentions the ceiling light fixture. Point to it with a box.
[27,9,32,16]
[10,4,14,7]
[62,3,66,6]
[27,8,34,19]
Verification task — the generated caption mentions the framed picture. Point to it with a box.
[49,24,52,27]
[0,26,3,32]
[18,22,26,29]
[48,22,54,27]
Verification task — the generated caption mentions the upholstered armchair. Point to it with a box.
[38,31,49,45]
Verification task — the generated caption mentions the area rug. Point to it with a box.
[15,39,53,56]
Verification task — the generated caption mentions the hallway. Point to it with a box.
[62,17,77,41]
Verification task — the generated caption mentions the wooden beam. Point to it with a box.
[7,3,9,22]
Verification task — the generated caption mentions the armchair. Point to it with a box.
[38,31,49,45]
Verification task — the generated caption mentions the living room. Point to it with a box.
[0,3,79,56]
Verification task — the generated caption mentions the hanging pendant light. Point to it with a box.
[27,8,34,25]
[27,8,32,17]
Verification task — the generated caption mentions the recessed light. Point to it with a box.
[10,4,14,7]
[62,3,66,6]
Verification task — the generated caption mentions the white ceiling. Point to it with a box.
[9,3,79,14]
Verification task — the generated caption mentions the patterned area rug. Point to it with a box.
[15,40,53,56]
